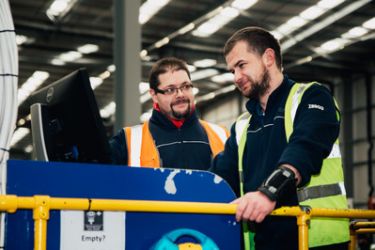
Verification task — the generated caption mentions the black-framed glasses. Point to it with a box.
[155,84,194,96]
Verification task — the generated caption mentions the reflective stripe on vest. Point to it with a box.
[236,82,349,247]
[200,120,228,145]
[297,181,346,202]
[129,125,142,167]
[125,121,228,168]
[235,113,254,250]
[125,122,159,168]
[235,112,251,195]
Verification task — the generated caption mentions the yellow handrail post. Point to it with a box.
[33,196,50,250]
[297,211,310,250]
[349,228,357,250]
[349,221,359,250]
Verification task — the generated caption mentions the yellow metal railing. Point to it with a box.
[349,221,375,250]
[1,195,375,250]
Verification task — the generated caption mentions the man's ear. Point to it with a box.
[149,88,158,103]
[263,48,275,68]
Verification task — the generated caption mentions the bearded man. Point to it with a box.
[210,27,349,250]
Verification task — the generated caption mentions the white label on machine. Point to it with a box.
[60,211,125,250]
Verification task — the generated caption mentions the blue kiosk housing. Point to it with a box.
[5,160,241,249]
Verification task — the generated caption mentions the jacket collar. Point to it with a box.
[150,105,199,129]
[246,75,294,116]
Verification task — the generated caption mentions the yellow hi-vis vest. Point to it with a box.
[236,82,349,248]
[124,120,229,168]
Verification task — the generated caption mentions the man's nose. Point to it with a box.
[234,70,242,84]
[175,87,185,96]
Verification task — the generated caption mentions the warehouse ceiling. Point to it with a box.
[8,0,375,158]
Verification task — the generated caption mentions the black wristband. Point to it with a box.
[258,166,296,201]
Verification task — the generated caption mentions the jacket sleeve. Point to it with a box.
[278,84,340,186]
[210,123,240,196]
[109,128,128,165]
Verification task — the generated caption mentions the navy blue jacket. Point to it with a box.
[109,109,214,170]
[211,75,340,250]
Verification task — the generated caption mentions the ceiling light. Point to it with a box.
[276,23,296,36]
[107,64,116,72]
[191,69,219,81]
[48,0,69,16]
[293,56,313,66]
[270,31,283,40]
[342,26,368,39]
[10,128,30,147]
[317,0,345,10]
[59,51,82,62]
[46,0,76,21]
[363,17,375,29]
[231,0,258,10]
[216,84,236,95]
[51,58,65,66]
[77,44,99,54]
[140,92,152,103]
[193,87,199,95]
[140,50,148,58]
[196,92,216,102]
[273,0,349,44]
[319,38,348,52]
[16,35,28,45]
[193,59,217,68]
[196,85,236,103]
[192,22,218,37]
[100,102,116,118]
[281,0,369,52]
[220,7,240,18]
[24,145,33,153]
[89,77,103,89]
[155,37,170,48]
[287,16,307,28]
[187,64,197,72]
[33,71,50,81]
[139,0,171,25]
[17,118,26,126]
[299,6,325,20]
[211,73,233,83]
[178,23,195,35]
[192,6,244,37]
[139,82,149,94]
[99,71,111,80]
[18,71,50,105]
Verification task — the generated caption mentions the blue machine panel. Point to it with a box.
[5,160,241,249]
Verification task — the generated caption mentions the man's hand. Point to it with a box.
[231,191,276,223]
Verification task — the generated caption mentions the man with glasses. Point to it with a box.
[110,57,229,170]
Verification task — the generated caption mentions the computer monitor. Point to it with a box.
[28,68,112,164]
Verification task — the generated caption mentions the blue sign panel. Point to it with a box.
[5,160,241,249]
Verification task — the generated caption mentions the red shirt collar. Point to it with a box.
[153,103,190,128]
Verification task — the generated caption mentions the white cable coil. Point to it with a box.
[0,0,19,248]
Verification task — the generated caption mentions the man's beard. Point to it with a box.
[245,68,270,100]
[170,98,191,119]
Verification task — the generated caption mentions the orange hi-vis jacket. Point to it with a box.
[124,120,229,168]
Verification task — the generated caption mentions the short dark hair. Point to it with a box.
[148,57,191,90]
[223,26,282,70]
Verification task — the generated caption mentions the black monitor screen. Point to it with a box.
[27,68,112,164]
